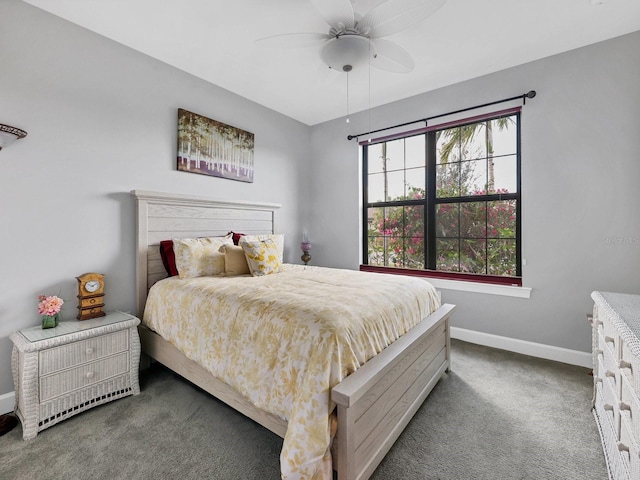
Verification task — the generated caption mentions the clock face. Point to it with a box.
[85,280,101,293]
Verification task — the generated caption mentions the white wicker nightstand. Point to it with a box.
[10,310,141,440]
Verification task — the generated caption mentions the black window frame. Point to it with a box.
[361,108,522,286]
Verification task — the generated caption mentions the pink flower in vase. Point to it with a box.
[38,295,64,316]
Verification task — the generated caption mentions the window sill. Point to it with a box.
[359,265,531,299]
[424,277,531,298]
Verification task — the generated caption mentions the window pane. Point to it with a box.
[386,170,405,201]
[488,239,516,276]
[463,159,488,195]
[436,162,460,197]
[487,200,516,238]
[405,135,425,168]
[490,117,517,157]
[460,124,487,161]
[436,238,459,272]
[367,143,385,174]
[436,203,459,238]
[368,172,385,203]
[461,239,487,273]
[405,204,425,269]
[385,139,404,172]
[367,207,383,237]
[404,237,425,269]
[491,155,517,193]
[404,205,424,238]
[460,202,487,238]
[367,235,385,266]
[406,167,425,196]
[436,127,460,164]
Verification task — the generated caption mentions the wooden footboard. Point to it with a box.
[332,303,454,480]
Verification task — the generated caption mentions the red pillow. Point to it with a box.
[229,231,245,245]
[159,240,179,277]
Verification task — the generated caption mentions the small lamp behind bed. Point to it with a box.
[300,235,311,265]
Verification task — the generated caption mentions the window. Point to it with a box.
[362,108,521,285]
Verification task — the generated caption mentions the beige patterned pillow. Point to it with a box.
[173,234,233,278]
[239,236,283,276]
[219,244,250,276]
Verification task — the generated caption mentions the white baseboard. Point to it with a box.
[450,327,592,368]
[0,391,15,415]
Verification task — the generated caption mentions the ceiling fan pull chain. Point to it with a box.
[346,70,350,123]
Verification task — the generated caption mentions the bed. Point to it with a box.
[131,189,455,480]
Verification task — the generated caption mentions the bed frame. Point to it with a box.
[131,189,455,480]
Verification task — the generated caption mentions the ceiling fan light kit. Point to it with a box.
[320,34,370,72]
[0,124,28,151]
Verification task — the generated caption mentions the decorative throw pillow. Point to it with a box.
[173,234,233,278]
[219,244,251,276]
[228,231,245,245]
[239,234,284,263]
[159,240,179,277]
[239,236,283,276]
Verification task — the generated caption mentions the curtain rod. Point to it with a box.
[347,90,536,141]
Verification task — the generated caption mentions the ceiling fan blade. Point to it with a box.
[370,39,414,73]
[309,0,355,30]
[359,0,446,38]
[255,32,330,48]
[351,0,387,16]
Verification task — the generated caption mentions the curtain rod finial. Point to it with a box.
[526,90,536,98]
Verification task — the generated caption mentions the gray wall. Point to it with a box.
[0,0,309,395]
[308,31,640,353]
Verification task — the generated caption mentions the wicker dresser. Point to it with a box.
[592,291,640,480]
[10,310,141,440]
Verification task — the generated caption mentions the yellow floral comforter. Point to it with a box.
[143,264,440,479]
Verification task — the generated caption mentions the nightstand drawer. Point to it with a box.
[40,352,130,401]
[39,330,129,375]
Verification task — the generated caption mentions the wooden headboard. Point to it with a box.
[131,190,281,318]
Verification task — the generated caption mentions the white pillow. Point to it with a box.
[173,234,233,278]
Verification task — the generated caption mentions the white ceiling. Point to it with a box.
[22,0,640,126]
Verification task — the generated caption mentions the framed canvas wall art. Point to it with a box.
[177,108,254,183]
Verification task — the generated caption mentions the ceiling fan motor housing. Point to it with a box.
[320,34,371,71]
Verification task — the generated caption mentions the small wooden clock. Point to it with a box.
[76,272,106,320]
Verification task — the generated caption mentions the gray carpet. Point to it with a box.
[0,339,607,480]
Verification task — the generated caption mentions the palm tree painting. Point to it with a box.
[177,108,254,183]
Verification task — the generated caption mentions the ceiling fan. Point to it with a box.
[257,0,447,74]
